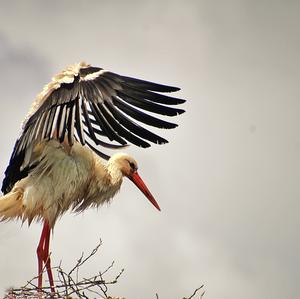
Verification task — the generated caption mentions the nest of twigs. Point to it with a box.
[4,240,205,299]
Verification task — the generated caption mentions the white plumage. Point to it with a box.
[1,139,127,227]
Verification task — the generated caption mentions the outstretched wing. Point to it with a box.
[2,62,185,194]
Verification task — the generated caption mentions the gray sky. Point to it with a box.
[0,1,299,298]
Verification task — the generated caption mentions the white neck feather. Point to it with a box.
[107,162,123,186]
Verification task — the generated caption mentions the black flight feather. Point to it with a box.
[97,103,150,147]
[105,102,168,145]
[117,90,184,116]
[112,96,177,129]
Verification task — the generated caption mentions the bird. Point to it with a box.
[0,62,185,293]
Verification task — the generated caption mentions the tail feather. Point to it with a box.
[0,189,24,221]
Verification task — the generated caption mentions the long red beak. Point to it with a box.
[128,172,161,211]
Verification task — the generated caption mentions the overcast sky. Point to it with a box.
[0,1,299,298]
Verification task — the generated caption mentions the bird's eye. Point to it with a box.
[129,162,135,170]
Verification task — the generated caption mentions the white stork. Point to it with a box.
[0,62,185,292]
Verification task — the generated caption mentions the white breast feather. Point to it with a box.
[14,140,122,226]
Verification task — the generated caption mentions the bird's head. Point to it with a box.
[108,153,161,211]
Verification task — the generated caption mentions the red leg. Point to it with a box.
[43,221,55,293]
[37,220,55,293]
[36,221,48,290]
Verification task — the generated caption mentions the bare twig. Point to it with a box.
[4,240,204,299]
[183,285,205,299]
[5,240,124,299]
[68,240,102,276]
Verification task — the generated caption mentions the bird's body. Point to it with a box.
[0,62,184,293]
[0,139,125,227]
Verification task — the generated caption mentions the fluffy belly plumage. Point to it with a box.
[13,140,96,225]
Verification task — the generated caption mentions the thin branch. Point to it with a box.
[4,240,204,299]
[183,285,205,299]
[5,241,124,299]
[68,239,102,276]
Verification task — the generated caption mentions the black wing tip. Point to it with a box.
[176,98,186,104]
[140,143,151,148]
[139,138,168,147]
[168,123,178,129]
[166,86,180,92]
[177,109,185,115]
[119,74,182,93]
[158,139,169,145]
[161,123,178,129]
[154,85,180,93]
